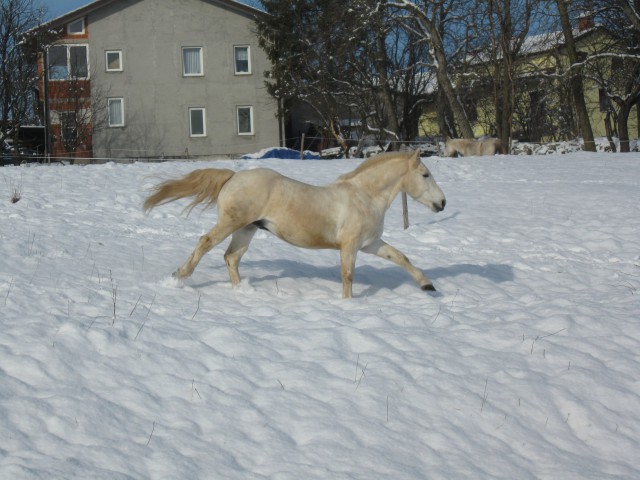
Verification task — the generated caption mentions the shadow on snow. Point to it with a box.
[191,259,514,296]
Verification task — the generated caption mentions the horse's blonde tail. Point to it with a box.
[143,168,235,214]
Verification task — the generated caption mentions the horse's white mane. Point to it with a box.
[338,151,417,182]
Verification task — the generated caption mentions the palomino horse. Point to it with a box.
[443,138,507,157]
[143,150,446,298]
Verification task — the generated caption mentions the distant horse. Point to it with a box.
[443,138,507,157]
[143,150,446,298]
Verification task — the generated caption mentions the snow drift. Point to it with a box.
[1,152,639,479]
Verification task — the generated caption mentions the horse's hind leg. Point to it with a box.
[362,239,435,292]
[224,225,257,286]
[340,245,358,299]
[174,222,238,280]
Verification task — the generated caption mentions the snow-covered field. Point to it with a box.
[1,152,639,479]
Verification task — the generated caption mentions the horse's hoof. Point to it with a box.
[421,284,436,292]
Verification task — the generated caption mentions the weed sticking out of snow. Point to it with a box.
[5,175,22,203]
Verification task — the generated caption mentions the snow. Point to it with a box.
[1,152,639,479]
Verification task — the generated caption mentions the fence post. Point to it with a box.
[402,192,409,229]
[300,133,305,160]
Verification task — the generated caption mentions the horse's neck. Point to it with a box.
[339,168,404,209]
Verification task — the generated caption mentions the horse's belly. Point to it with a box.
[284,231,339,249]
[258,218,339,249]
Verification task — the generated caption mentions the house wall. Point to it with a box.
[85,0,279,158]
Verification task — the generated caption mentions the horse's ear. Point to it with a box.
[411,149,421,164]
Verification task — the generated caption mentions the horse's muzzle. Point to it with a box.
[434,198,446,212]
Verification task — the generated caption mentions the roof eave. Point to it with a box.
[35,0,264,33]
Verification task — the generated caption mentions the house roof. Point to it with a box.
[41,0,263,29]
[519,26,603,56]
[463,25,606,67]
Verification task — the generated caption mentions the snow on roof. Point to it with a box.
[464,25,601,65]
[520,26,599,55]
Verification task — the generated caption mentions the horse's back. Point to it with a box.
[216,168,287,214]
[225,168,325,198]
[219,167,338,219]
[445,138,509,156]
[220,168,345,248]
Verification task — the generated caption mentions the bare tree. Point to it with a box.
[556,0,597,151]
[0,0,47,156]
[582,0,640,152]
[40,38,112,161]
[51,76,93,161]
[478,0,539,147]
[388,0,475,139]
[257,0,435,154]
[257,0,366,155]
[346,0,435,149]
[619,0,640,31]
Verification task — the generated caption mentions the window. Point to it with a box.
[67,18,85,35]
[48,44,89,79]
[182,47,203,76]
[105,50,123,72]
[234,46,251,75]
[108,98,125,127]
[48,46,68,80]
[189,108,206,137]
[69,46,88,77]
[237,106,253,135]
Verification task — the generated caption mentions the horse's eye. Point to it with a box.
[422,173,430,178]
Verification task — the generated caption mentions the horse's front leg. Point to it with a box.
[339,246,358,299]
[362,239,436,292]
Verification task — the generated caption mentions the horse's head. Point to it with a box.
[405,152,446,213]
[442,140,458,157]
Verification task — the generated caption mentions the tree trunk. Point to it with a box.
[490,0,515,149]
[617,103,632,152]
[495,61,513,147]
[604,112,617,152]
[394,2,474,139]
[329,117,350,157]
[556,0,597,152]
[433,40,475,139]
[437,89,457,138]
[375,31,401,148]
[433,67,474,138]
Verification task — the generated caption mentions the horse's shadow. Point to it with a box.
[357,262,514,297]
[193,259,514,296]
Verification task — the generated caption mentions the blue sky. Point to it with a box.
[42,0,261,20]
[42,0,88,19]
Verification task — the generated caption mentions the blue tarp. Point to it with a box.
[241,147,321,160]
